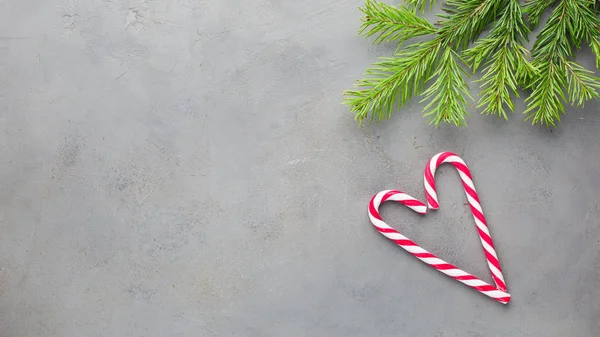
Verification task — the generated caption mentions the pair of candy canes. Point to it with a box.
[368,152,510,304]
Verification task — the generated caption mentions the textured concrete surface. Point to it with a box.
[1,0,600,336]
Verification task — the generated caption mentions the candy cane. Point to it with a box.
[424,152,507,293]
[368,153,510,304]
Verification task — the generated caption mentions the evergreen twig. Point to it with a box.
[345,0,503,126]
[524,0,600,126]
[358,0,437,45]
[406,0,438,12]
[463,0,535,119]
[345,40,440,123]
[422,48,472,125]
[523,0,558,28]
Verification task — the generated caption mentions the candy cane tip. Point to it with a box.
[499,296,511,305]
[426,198,439,210]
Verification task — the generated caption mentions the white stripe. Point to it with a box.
[429,153,442,175]
[424,181,438,207]
[445,155,465,165]
[480,239,497,259]
[372,190,391,209]
[370,192,427,218]
[473,217,490,236]
[380,193,427,213]
[382,232,406,241]
[461,279,489,287]
[419,257,446,265]
[386,193,414,202]
[480,289,510,299]
[368,215,392,230]
[458,172,476,191]
[466,193,483,213]
[410,205,427,214]
[402,245,427,254]
[488,262,505,282]
[447,157,481,196]
[440,268,469,277]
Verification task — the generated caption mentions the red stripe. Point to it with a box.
[455,275,477,281]
[426,195,438,209]
[470,284,498,292]
[494,277,507,292]
[426,152,457,209]
[381,190,399,203]
[464,184,480,203]
[402,199,426,207]
[482,250,501,270]
[394,239,417,246]
[433,264,457,270]
[424,167,435,184]
[376,227,398,233]
[452,162,473,180]
[471,208,488,227]
[424,160,438,208]
[437,152,454,166]
[476,227,495,249]
[497,296,511,304]
[368,199,382,221]
[413,252,436,258]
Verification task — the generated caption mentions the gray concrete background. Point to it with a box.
[1,0,599,336]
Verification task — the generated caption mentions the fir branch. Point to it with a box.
[524,0,558,28]
[345,0,600,127]
[565,61,600,106]
[586,2,600,69]
[345,40,440,123]
[525,0,600,126]
[437,0,506,50]
[422,48,472,125]
[524,60,567,126]
[405,0,437,12]
[346,0,505,124]
[568,0,600,48]
[463,0,535,119]
[591,38,600,68]
[462,0,530,71]
[576,1,600,69]
[359,0,437,45]
[524,0,571,126]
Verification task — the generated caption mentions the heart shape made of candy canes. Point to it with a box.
[368,152,510,304]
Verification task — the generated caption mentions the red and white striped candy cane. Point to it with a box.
[424,152,507,293]
[368,152,510,304]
